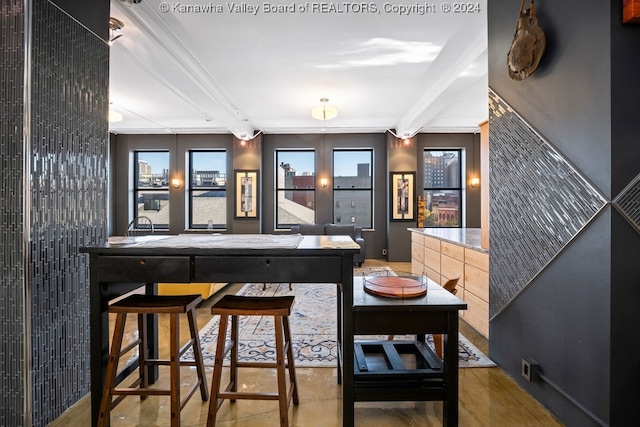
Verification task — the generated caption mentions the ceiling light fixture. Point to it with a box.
[109,17,124,44]
[311,98,338,121]
[108,110,123,123]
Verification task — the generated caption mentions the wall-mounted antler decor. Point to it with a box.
[507,0,546,81]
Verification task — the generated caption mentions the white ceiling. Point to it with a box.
[108,0,488,138]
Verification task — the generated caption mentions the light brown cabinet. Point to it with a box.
[411,231,489,338]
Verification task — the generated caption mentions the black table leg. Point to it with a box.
[144,282,159,382]
[341,255,355,427]
[89,257,108,427]
[443,310,460,426]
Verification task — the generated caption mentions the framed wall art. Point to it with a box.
[390,171,415,221]
[235,170,259,219]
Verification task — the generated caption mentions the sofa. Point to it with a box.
[291,223,365,266]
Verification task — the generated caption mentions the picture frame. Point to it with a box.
[390,171,415,221]
[235,170,259,219]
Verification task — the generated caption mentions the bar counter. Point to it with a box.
[408,228,489,337]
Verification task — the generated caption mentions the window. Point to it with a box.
[423,149,462,227]
[189,150,227,229]
[276,150,315,228]
[133,151,169,229]
[333,150,373,229]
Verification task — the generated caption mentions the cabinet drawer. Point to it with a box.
[423,236,440,251]
[96,256,191,283]
[193,256,342,283]
[440,254,463,283]
[465,264,489,302]
[441,241,464,261]
[424,248,441,273]
[411,241,424,262]
[423,267,441,285]
[465,249,488,272]
[411,260,425,276]
[411,232,424,245]
[463,290,489,338]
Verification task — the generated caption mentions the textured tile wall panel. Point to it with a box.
[28,1,108,425]
[0,0,109,426]
[488,89,607,318]
[613,173,640,233]
[1,1,26,425]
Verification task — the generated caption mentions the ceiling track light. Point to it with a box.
[236,130,263,143]
[388,129,419,140]
[311,98,338,121]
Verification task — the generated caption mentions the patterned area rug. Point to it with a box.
[195,276,495,368]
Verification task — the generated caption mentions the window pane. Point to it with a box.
[134,151,169,229]
[136,152,169,188]
[191,151,226,187]
[277,151,315,189]
[276,150,315,228]
[333,190,372,228]
[192,190,226,228]
[135,190,169,228]
[189,151,227,229]
[423,190,461,227]
[277,190,315,225]
[423,150,460,188]
[423,149,462,228]
[333,151,372,189]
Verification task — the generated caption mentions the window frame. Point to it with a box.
[422,148,463,228]
[132,150,170,230]
[332,148,374,229]
[275,149,316,229]
[187,149,227,230]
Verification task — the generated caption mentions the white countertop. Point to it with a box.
[408,228,488,253]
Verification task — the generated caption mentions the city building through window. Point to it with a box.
[276,150,315,228]
[333,149,373,229]
[423,149,462,227]
[133,151,170,229]
[189,150,227,229]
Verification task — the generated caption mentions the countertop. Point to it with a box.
[408,228,488,253]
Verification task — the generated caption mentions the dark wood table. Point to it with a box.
[81,234,360,427]
[352,276,467,426]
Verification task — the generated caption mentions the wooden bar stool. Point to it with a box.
[207,295,299,427]
[98,294,209,427]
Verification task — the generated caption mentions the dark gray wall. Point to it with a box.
[1,0,110,425]
[387,133,418,261]
[488,1,640,425]
[111,131,482,263]
[262,133,388,258]
[112,134,234,235]
[388,132,482,261]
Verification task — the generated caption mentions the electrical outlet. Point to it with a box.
[382,248,387,256]
[521,358,539,382]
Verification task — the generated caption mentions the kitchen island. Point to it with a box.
[409,228,489,337]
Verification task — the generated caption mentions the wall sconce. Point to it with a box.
[470,177,480,188]
[171,178,181,188]
[320,178,328,188]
